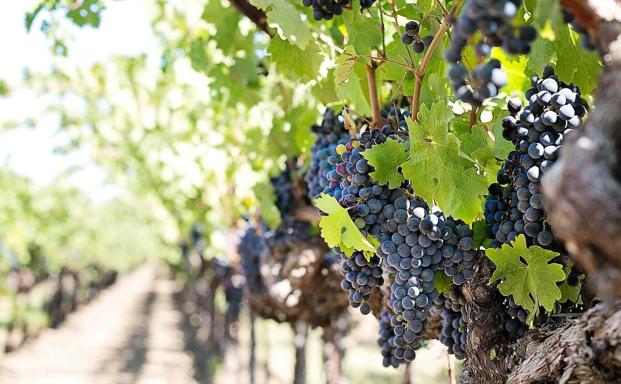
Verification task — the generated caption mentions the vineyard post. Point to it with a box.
[249,309,256,384]
[322,325,342,384]
[293,321,308,384]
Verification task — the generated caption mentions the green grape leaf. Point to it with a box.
[553,25,601,95]
[491,48,528,92]
[433,270,453,295]
[286,106,317,156]
[250,0,312,49]
[527,37,555,75]
[526,0,559,29]
[66,0,103,28]
[335,46,359,85]
[401,103,487,223]
[268,38,323,81]
[487,235,565,322]
[314,194,376,259]
[559,266,583,304]
[252,182,281,229]
[336,70,372,116]
[362,138,408,189]
[427,72,448,102]
[460,124,500,185]
[471,219,488,249]
[343,1,381,55]
[417,0,434,13]
[189,37,209,72]
[381,36,411,81]
[313,69,339,104]
[558,279,582,305]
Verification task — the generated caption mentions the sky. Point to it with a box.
[0,1,159,202]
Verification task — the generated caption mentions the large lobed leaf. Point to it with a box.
[487,235,565,322]
[361,137,408,189]
[268,38,323,81]
[251,0,312,49]
[401,103,487,223]
[314,193,376,259]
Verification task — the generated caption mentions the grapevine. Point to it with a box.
[10,0,621,383]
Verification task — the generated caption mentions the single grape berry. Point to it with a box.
[405,21,420,36]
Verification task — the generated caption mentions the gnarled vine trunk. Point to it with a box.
[462,1,621,383]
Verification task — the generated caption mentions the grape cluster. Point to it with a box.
[439,288,467,359]
[305,108,350,200]
[503,295,528,340]
[302,0,375,21]
[447,0,537,105]
[214,259,244,324]
[378,309,401,367]
[401,20,434,54]
[484,66,587,248]
[563,9,596,51]
[375,191,477,365]
[377,193,477,287]
[271,168,295,216]
[330,123,408,314]
[338,251,383,315]
[239,225,268,293]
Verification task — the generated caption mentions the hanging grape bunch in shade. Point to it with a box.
[303,0,376,21]
[484,66,588,249]
[401,21,434,54]
[304,108,349,200]
[446,0,537,105]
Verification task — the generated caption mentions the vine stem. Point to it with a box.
[469,106,478,133]
[366,63,382,128]
[377,0,386,57]
[411,0,463,120]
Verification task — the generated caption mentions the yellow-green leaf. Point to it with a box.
[314,193,376,259]
[487,235,565,323]
[361,138,408,189]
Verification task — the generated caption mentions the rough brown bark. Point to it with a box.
[460,258,514,383]
[508,302,621,384]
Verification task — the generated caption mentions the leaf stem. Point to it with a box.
[435,0,449,17]
[360,55,413,70]
[366,63,382,128]
[411,0,463,121]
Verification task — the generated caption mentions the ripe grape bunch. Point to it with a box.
[339,251,383,315]
[302,0,375,21]
[322,108,411,314]
[305,108,350,200]
[447,0,537,105]
[239,224,268,293]
[214,259,244,324]
[439,288,468,359]
[484,66,587,249]
[331,123,409,315]
[401,20,434,54]
[376,191,477,365]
